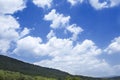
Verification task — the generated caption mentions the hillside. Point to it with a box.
[0,55,120,80]
[0,55,70,80]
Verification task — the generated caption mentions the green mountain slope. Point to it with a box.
[0,55,70,80]
[0,70,56,80]
[0,55,120,80]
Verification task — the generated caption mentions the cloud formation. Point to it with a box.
[105,37,120,54]
[0,0,28,54]
[44,9,70,29]
[68,0,120,10]
[67,24,83,41]
[0,0,26,14]
[67,0,84,6]
[44,9,83,41]
[32,0,53,9]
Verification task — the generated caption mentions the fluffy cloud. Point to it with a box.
[67,24,83,40]
[105,36,120,54]
[0,15,20,40]
[47,30,55,39]
[67,0,84,6]
[44,9,70,29]
[15,34,117,77]
[0,15,19,54]
[0,0,28,54]
[13,36,43,57]
[44,9,83,41]
[14,33,120,77]
[20,28,30,38]
[0,15,30,54]
[89,0,120,10]
[32,37,114,77]
[0,0,26,14]
[32,0,53,9]
[68,0,120,10]
[89,0,109,10]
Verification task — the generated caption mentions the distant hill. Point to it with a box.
[0,55,120,80]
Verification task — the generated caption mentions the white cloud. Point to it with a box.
[13,33,120,77]
[44,10,84,41]
[14,36,43,57]
[16,35,116,77]
[44,9,70,29]
[32,0,53,9]
[0,40,10,54]
[89,0,120,10]
[47,30,55,39]
[32,37,115,77]
[67,24,83,40]
[0,15,19,54]
[0,15,19,41]
[0,0,28,54]
[109,0,120,7]
[105,36,120,54]
[0,0,26,14]
[89,0,109,10]
[67,0,84,6]
[0,14,30,54]
[67,0,120,10]
[20,27,30,38]
[35,57,114,77]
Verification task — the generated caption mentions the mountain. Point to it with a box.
[0,55,120,80]
[0,55,70,80]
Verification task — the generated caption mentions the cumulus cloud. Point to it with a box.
[0,15,20,40]
[0,15,19,54]
[44,9,70,29]
[13,36,44,57]
[32,0,53,9]
[32,37,114,77]
[0,14,30,54]
[0,0,28,54]
[47,30,55,39]
[88,0,120,10]
[67,0,84,6]
[20,27,30,38]
[13,33,120,77]
[0,0,26,14]
[105,36,120,54]
[44,9,83,41]
[68,0,120,10]
[67,24,83,41]
[89,0,109,10]
[14,33,117,77]
[0,40,10,54]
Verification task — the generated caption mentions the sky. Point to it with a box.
[0,0,120,77]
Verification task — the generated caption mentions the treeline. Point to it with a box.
[0,70,120,80]
[0,70,56,80]
[0,70,82,80]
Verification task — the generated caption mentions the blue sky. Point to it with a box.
[0,0,120,77]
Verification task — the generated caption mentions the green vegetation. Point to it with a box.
[0,55,120,80]
[0,70,56,80]
[0,55,70,80]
